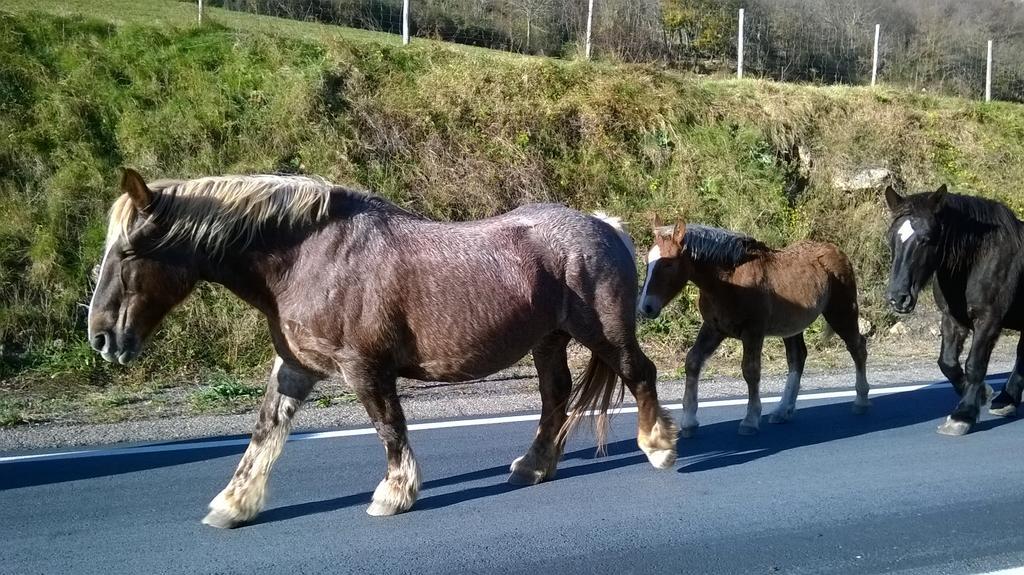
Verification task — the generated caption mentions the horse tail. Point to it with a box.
[592,211,635,262]
[556,353,624,454]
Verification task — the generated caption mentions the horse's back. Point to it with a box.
[499,203,636,273]
[754,240,856,336]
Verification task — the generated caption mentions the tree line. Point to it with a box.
[211,0,1024,102]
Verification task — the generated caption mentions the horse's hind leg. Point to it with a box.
[991,334,1024,417]
[823,287,871,414]
[770,334,807,424]
[614,340,678,468]
[509,332,572,485]
[203,357,317,528]
[573,331,678,469]
[345,362,420,516]
[738,334,765,435]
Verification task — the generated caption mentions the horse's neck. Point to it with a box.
[199,251,278,313]
[687,259,735,291]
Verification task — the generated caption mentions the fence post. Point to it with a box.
[737,8,744,79]
[585,0,594,59]
[986,39,993,102]
[198,0,204,24]
[871,24,879,86]
[402,0,410,45]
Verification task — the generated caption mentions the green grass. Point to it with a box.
[190,373,265,413]
[2,6,1024,426]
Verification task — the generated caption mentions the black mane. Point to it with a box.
[683,224,772,268]
[898,192,1024,270]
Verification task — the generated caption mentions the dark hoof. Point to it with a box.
[737,424,759,436]
[508,455,550,485]
[680,425,698,439]
[937,416,972,436]
[507,469,545,485]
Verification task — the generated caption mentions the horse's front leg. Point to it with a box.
[991,334,1024,417]
[509,333,572,485]
[345,362,421,516]
[938,317,1002,436]
[738,333,765,435]
[681,324,725,438]
[937,313,970,397]
[203,357,318,528]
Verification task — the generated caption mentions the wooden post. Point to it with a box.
[871,24,879,86]
[986,39,993,102]
[198,0,204,25]
[585,0,595,59]
[402,0,410,45]
[737,8,744,79]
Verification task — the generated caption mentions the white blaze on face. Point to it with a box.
[87,217,120,334]
[897,219,916,244]
[638,244,661,311]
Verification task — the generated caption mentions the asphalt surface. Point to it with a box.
[4,374,1024,575]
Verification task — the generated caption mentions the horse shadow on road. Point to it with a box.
[256,373,1019,524]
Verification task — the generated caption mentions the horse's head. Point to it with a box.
[637,215,689,319]
[884,184,947,314]
[88,169,199,364]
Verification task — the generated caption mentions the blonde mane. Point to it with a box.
[108,175,334,255]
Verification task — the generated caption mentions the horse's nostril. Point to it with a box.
[91,332,108,352]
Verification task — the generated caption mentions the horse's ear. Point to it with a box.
[672,219,686,246]
[884,186,904,212]
[651,213,663,230]
[120,168,154,213]
[930,184,948,212]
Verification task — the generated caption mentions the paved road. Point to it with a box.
[4,375,1024,575]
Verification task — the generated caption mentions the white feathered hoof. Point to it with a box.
[989,404,1017,417]
[201,488,262,529]
[202,507,246,529]
[988,390,1017,417]
[643,448,677,469]
[937,416,972,436]
[366,477,417,517]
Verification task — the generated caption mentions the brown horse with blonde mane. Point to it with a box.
[637,217,870,437]
[87,169,677,527]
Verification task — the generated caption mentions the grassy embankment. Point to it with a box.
[2,1,1023,425]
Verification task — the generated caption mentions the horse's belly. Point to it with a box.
[398,304,558,382]
[401,333,541,382]
[764,299,827,338]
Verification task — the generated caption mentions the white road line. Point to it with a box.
[0,380,967,464]
[975,568,1024,575]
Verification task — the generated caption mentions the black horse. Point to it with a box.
[885,184,1024,435]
